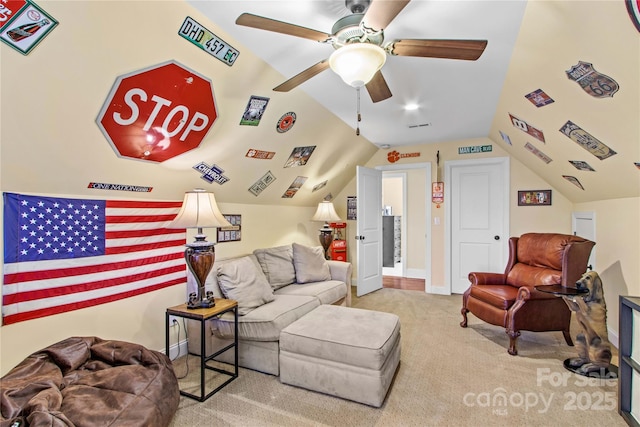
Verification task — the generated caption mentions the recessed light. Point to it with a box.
[404,103,419,111]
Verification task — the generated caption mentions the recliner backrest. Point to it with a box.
[505,233,595,288]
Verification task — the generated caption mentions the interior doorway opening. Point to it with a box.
[382,172,405,277]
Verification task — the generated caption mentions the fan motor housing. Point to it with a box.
[331,13,384,49]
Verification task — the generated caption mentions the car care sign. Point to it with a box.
[96,60,218,163]
[276,112,296,133]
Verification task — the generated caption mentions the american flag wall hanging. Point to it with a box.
[2,193,186,325]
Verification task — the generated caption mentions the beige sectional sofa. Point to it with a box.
[187,243,352,375]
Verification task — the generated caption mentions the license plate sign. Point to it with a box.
[179,16,239,66]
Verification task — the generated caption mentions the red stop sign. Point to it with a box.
[96,60,218,163]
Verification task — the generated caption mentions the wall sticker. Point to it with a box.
[524,142,552,164]
[387,150,420,163]
[193,162,230,184]
[509,113,545,143]
[563,175,585,190]
[240,95,269,126]
[566,61,619,98]
[178,16,239,66]
[499,131,512,146]
[525,89,555,107]
[88,182,153,192]
[282,176,307,198]
[249,171,276,196]
[0,1,58,55]
[559,120,617,160]
[284,146,315,168]
[276,112,296,133]
[568,160,595,172]
[627,0,640,32]
[246,149,275,159]
[312,180,328,192]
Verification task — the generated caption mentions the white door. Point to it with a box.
[572,211,596,270]
[356,166,383,296]
[447,158,510,294]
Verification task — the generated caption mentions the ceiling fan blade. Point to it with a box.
[273,60,331,92]
[390,39,488,61]
[236,13,331,42]
[362,0,411,32]
[365,71,392,103]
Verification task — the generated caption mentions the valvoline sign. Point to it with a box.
[96,60,218,163]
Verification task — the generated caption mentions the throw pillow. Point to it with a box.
[253,245,296,290]
[292,242,331,284]
[217,256,275,315]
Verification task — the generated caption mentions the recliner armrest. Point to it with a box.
[327,260,352,307]
[468,272,507,286]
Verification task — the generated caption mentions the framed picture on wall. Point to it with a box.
[217,214,241,242]
[518,190,552,206]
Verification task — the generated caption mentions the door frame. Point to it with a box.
[377,162,432,294]
[444,157,510,295]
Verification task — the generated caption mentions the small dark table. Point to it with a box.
[166,299,238,401]
[536,285,617,378]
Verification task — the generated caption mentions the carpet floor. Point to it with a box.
[168,288,624,426]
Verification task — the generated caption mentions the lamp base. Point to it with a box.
[318,226,333,260]
[187,291,215,310]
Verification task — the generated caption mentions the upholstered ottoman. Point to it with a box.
[279,305,401,407]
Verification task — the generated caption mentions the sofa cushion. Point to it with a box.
[292,243,331,284]
[274,280,346,305]
[253,244,296,290]
[217,256,275,315]
[211,295,320,341]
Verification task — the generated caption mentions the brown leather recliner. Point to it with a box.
[460,233,595,355]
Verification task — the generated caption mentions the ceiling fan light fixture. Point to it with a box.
[329,43,386,88]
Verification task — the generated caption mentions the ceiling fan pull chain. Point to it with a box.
[356,87,361,136]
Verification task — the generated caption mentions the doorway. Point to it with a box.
[382,172,406,277]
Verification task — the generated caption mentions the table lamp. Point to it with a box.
[311,200,341,259]
[169,189,231,309]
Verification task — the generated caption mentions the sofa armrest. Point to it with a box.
[468,272,507,286]
[327,260,352,307]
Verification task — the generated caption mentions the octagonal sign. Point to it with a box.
[96,60,218,163]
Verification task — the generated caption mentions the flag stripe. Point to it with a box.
[3,193,188,325]
[2,278,184,325]
[3,264,185,304]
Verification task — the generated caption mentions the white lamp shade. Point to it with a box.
[169,189,231,229]
[311,201,342,222]
[329,43,387,88]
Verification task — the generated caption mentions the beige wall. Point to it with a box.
[382,176,403,216]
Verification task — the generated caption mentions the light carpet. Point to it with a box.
[168,288,624,426]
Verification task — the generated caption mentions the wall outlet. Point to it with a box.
[169,315,180,326]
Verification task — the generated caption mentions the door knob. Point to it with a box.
[494,235,500,240]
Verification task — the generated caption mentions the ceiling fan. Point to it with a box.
[236,0,488,103]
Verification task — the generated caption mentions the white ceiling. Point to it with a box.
[189,0,527,148]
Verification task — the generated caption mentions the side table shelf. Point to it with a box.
[166,299,238,402]
[620,296,640,426]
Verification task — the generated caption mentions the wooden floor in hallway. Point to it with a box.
[382,276,425,291]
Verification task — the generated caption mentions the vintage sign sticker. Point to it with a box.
[88,182,153,192]
[568,160,595,171]
[387,150,421,163]
[312,180,328,192]
[193,162,230,184]
[240,96,269,126]
[276,112,296,133]
[566,61,619,98]
[458,145,492,155]
[246,149,275,159]
[284,146,315,168]
[0,1,58,55]
[524,142,553,164]
[559,121,617,160]
[499,131,512,146]
[249,171,276,196]
[282,176,307,198]
[525,89,555,107]
[563,175,585,190]
[509,113,545,143]
[627,0,640,32]
[178,16,239,66]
